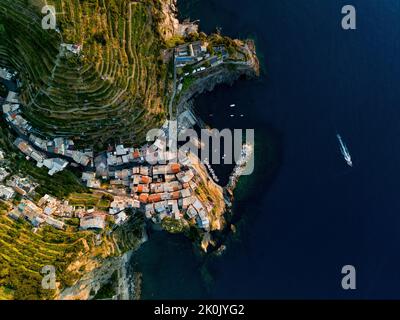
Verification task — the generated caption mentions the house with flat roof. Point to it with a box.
[0,167,10,182]
[197,209,210,230]
[154,201,168,214]
[0,185,15,200]
[116,144,127,156]
[80,213,106,230]
[145,203,155,218]
[43,158,69,176]
[45,216,65,229]
[176,169,195,183]
[6,91,19,104]
[0,68,13,80]
[186,205,198,219]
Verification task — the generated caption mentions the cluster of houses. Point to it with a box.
[0,140,106,231]
[3,155,214,232]
[14,138,69,176]
[105,144,145,167]
[0,165,15,200]
[138,162,210,230]
[61,43,83,56]
[1,90,94,174]
[0,146,107,231]
[175,41,228,91]
[83,114,212,230]
[109,195,140,225]
[83,158,211,230]
[2,95,32,134]
[79,114,212,230]
[7,191,109,231]
[79,212,106,230]
[1,77,196,183]
[8,198,65,230]
[3,174,37,198]
[0,149,75,230]
[0,65,214,233]
[37,194,74,218]
[0,67,15,81]
[0,148,76,230]
[175,41,209,68]
[29,135,92,166]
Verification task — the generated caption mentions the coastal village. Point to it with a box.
[0,61,203,236]
[172,39,253,97]
[0,89,214,233]
[0,0,259,300]
[0,87,213,233]
[0,38,254,242]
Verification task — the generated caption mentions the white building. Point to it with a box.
[0,185,15,200]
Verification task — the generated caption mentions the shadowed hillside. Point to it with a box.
[0,0,171,149]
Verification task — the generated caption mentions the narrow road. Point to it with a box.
[168,52,177,121]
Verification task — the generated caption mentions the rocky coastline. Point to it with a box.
[177,40,260,114]
[58,0,260,300]
[159,0,200,40]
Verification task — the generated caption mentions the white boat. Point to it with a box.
[337,134,353,167]
[230,104,236,107]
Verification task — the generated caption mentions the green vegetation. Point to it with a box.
[0,0,251,300]
[0,121,87,199]
[68,192,108,208]
[181,76,196,92]
[93,270,117,300]
[0,80,122,300]
[15,160,87,199]
[0,84,146,300]
[65,218,80,228]
[113,212,145,253]
[0,212,94,300]
[0,200,10,214]
[161,216,188,234]
[165,35,186,48]
[0,83,7,97]
[208,33,240,55]
[0,0,172,149]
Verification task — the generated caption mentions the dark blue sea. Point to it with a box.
[132,0,400,299]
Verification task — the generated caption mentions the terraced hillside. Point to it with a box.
[0,211,93,300]
[0,0,170,149]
